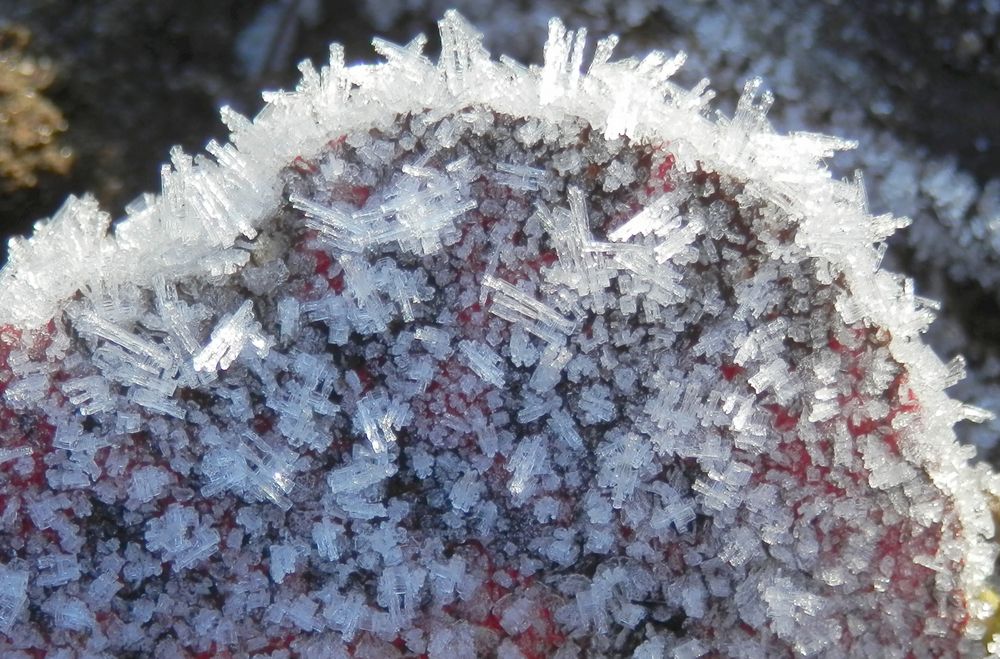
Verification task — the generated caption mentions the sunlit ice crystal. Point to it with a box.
[1,11,999,657]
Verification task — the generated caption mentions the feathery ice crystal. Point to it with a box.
[1,12,999,657]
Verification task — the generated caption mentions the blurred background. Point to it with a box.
[0,0,998,456]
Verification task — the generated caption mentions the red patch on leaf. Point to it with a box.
[350,186,371,208]
[720,363,744,381]
[766,404,799,432]
[313,250,332,276]
[292,155,318,175]
[353,366,375,394]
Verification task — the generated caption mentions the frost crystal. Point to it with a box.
[0,11,998,658]
[0,566,28,634]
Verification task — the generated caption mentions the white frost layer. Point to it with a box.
[0,9,997,654]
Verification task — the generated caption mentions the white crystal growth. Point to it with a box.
[0,11,997,657]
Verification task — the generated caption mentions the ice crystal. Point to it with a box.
[0,11,998,658]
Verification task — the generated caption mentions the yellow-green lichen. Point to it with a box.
[0,25,72,191]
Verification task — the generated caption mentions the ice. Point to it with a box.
[328,458,397,497]
[579,383,616,424]
[312,519,342,561]
[50,597,94,632]
[354,392,406,454]
[761,576,837,654]
[672,639,708,659]
[507,436,547,499]
[360,522,401,567]
[450,471,482,513]
[433,16,487,94]
[270,544,299,584]
[377,564,426,626]
[517,394,557,424]
[144,504,220,570]
[294,195,364,253]
[546,527,579,566]
[500,596,534,635]
[0,565,28,634]
[72,309,175,372]
[458,339,505,388]
[536,191,616,309]
[476,424,499,458]
[91,342,179,395]
[601,159,636,192]
[322,591,368,639]
[808,387,840,423]
[277,297,301,342]
[508,326,538,368]
[574,567,631,635]
[540,18,587,104]
[193,300,273,372]
[547,407,584,450]
[693,461,753,512]
[130,465,171,505]
[152,275,204,356]
[61,375,115,415]
[719,526,760,567]
[224,431,298,510]
[861,436,918,490]
[2,373,49,409]
[597,433,653,508]
[748,357,794,400]
[273,594,321,632]
[129,387,186,419]
[406,355,435,393]
[415,325,453,359]
[532,496,559,523]
[200,444,250,499]
[300,162,474,255]
[583,489,613,526]
[372,33,435,85]
[0,446,32,466]
[495,162,547,192]
[273,353,340,450]
[529,343,572,393]
[633,636,667,659]
[87,570,123,602]
[484,274,576,342]
[36,554,81,587]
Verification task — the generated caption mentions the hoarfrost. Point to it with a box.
[0,10,994,658]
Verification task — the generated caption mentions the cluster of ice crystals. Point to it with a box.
[363,0,1000,457]
[1,11,998,657]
